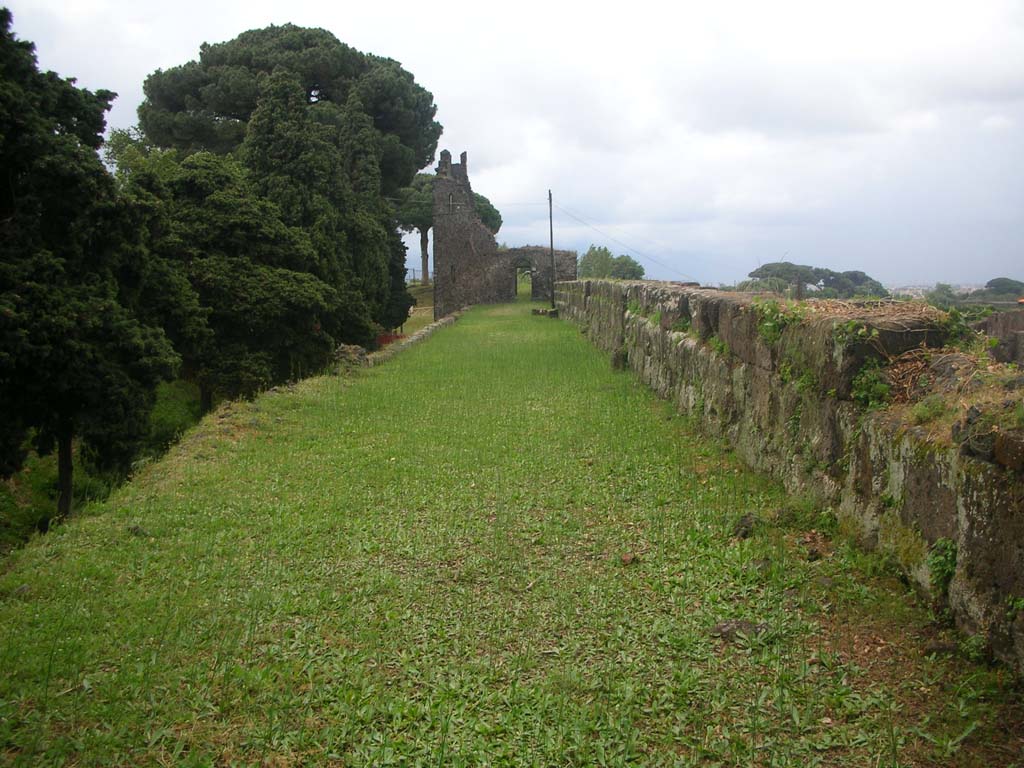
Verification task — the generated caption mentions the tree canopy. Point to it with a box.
[925,277,1024,311]
[924,283,958,310]
[109,142,372,405]
[138,23,440,195]
[748,262,887,298]
[984,277,1024,296]
[577,245,645,280]
[474,193,503,235]
[136,24,426,338]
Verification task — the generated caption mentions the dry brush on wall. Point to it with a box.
[557,279,1024,672]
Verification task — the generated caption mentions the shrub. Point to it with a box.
[851,360,890,408]
[753,299,806,345]
[833,319,880,347]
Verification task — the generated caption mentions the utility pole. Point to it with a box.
[548,189,555,309]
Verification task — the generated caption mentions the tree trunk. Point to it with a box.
[56,420,73,520]
[200,384,213,414]
[420,227,430,285]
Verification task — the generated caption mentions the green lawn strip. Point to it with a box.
[401,308,435,336]
[401,283,434,335]
[0,302,1018,766]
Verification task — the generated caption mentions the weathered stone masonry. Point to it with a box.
[557,279,1024,672]
[976,308,1024,366]
[432,150,576,319]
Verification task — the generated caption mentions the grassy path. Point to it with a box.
[0,302,1020,766]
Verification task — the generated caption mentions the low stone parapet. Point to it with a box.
[557,279,1024,672]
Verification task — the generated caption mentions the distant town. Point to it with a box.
[891,284,988,298]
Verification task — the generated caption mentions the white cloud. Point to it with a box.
[981,113,1015,132]
[8,0,1024,285]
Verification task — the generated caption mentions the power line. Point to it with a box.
[551,202,698,282]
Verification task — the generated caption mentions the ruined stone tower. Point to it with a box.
[432,150,499,319]
[431,149,577,319]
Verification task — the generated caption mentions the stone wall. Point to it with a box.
[432,150,576,318]
[503,246,578,303]
[557,279,1024,671]
[976,309,1024,365]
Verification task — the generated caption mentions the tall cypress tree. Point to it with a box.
[0,11,178,517]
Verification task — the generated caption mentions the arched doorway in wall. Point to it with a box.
[516,267,533,300]
[505,254,536,302]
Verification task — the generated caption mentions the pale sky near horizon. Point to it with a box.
[8,0,1023,286]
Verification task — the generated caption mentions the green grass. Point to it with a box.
[910,394,947,426]
[0,302,1019,766]
[402,283,435,335]
[0,381,202,553]
[0,452,115,554]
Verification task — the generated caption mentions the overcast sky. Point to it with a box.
[8,0,1023,286]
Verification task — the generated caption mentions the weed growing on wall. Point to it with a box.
[794,370,818,393]
[708,334,729,356]
[928,538,958,602]
[1006,596,1024,622]
[832,319,881,347]
[852,360,891,408]
[753,299,807,345]
[940,307,977,346]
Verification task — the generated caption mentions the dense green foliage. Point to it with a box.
[138,25,430,337]
[752,299,807,345]
[851,360,891,408]
[394,172,503,284]
[0,302,1015,764]
[110,139,371,404]
[985,277,1024,295]
[139,24,440,193]
[0,10,178,517]
[749,262,888,298]
[2,15,439,525]
[924,283,959,310]
[577,244,645,279]
[145,380,203,451]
